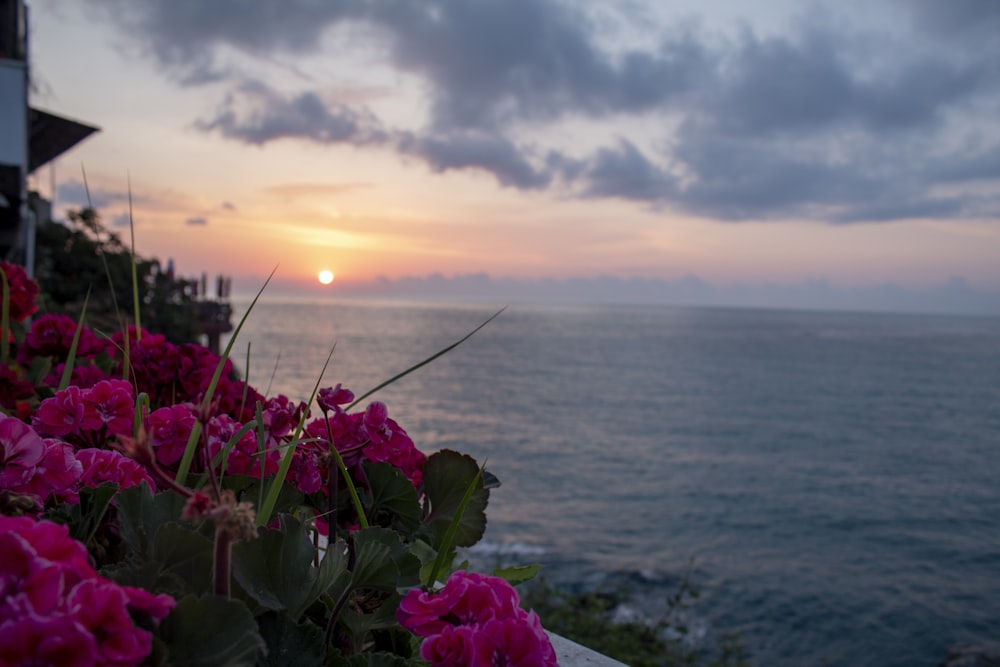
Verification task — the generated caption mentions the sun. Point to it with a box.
[317,270,335,285]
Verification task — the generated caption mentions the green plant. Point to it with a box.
[0,259,560,665]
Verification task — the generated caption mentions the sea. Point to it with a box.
[224,298,1000,667]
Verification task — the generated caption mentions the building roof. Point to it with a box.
[29,108,99,173]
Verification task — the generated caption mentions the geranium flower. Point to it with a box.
[400,572,558,667]
[69,579,157,665]
[0,613,97,667]
[205,414,278,477]
[317,384,354,413]
[20,439,84,504]
[76,448,155,492]
[80,379,135,436]
[419,624,486,667]
[147,403,197,466]
[476,612,559,667]
[0,414,45,489]
[0,365,35,411]
[18,314,103,363]
[0,515,174,667]
[0,260,39,322]
[33,386,86,438]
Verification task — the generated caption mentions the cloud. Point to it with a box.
[397,131,554,189]
[83,0,1000,223]
[220,201,236,211]
[194,81,387,146]
[56,180,131,210]
[185,217,208,226]
[110,212,131,228]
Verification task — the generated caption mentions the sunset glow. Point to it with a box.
[318,270,334,285]
[22,2,1000,313]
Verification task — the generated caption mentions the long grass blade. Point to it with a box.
[257,343,336,527]
[126,174,141,340]
[58,291,91,391]
[175,266,277,482]
[425,463,485,588]
[346,307,505,411]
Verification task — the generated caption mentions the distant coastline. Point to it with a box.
[232,272,1000,318]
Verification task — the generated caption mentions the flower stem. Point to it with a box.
[213,524,232,598]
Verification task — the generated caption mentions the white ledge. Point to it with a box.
[548,632,630,667]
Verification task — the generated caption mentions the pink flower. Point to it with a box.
[147,404,197,466]
[0,414,45,489]
[21,439,83,504]
[398,585,466,637]
[0,614,97,667]
[0,260,39,322]
[0,515,175,667]
[81,380,135,436]
[120,585,175,622]
[19,314,103,363]
[419,624,488,667]
[476,612,558,667]
[206,414,278,477]
[0,365,35,411]
[0,531,65,621]
[260,395,302,441]
[0,515,95,582]
[68,579,156,665]
[398,572,522,637]
[76,448,155,492]
[317,384,354,413]
[288,446,324,494]
[401,572,558,667]
[33,386,86,438]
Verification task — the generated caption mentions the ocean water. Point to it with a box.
[225,298,1000,667]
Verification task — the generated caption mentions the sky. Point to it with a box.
[22,0,1000,314]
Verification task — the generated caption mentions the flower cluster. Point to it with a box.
[0,261,550,666]
[398,571,558,667]
[0,515,174,666]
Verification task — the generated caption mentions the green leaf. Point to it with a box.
[157,594,264,667]
[152,523,214,595]
[420,450,489,549]
[342,591,403,633]
[115,483,188,560]
[351,527,421,590]
[231,514,346,620]
[257,611,326,667]
[364,462,422,535]
[493,563,543,586]
[349,537,397,594]
[67,483,118,547]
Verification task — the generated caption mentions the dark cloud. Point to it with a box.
[397,132,553,189]
[195,81,387,145]
[365,0,711,130]
[220,201,236,211]
[576,140,676,203]
[185,217,207,226]
[903,0,1000,42]
[83,0,1000,223]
